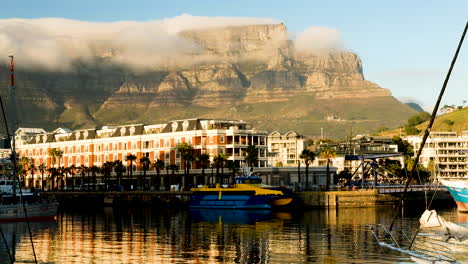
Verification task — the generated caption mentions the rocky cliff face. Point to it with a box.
[0,23,399,135]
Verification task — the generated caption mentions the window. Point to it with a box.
[132,142,137,149]
[129,126,135,135]
[182,121,189,131]
[220,136,225,143]
[171,122,178,132]
[120,127,126,136]
[143,141,150,149]
[154,140,159,148]
[165,152,170,160]
[188,137,192,144]
[165,140,169,148]
[210,136,214,144]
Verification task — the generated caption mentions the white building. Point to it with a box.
[267,131,308,167]
[406,131,468,178]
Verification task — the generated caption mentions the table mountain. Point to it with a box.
[0,23,415,138]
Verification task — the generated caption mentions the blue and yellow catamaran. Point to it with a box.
[189,176,292,209]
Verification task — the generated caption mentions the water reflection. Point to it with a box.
[0,206,461,264]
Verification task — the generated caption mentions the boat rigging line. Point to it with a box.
[389,21,468,232]
[0,56,38,264]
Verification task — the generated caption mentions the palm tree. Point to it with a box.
[245,144,258,167]
[125,154,137,189]
[153,159,165,190]
[169,164,179,188]
[78,165,88,191]
[176,142,195,187]
[18,156,30,187]
[213,154,226,184]
[89,165,100,191]
[320,145,336,191]
[225,160,239,184]
[48,148,63,169]
[102,161,115,190]
[198,153,210,185]
[61,166,69,191]
[47,167,57,190]
[38,164,46,191]
[114,160,126,189]
[300,149,316,190]
[48,148,58,168]
[139,156,151,190]
[69,164,76,191]
[28,158,36,189]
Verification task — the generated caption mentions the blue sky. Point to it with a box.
[1,0,467,109]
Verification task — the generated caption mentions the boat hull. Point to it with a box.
[439,179,468,212]
[189,192,284,209]
[0,202,58,222]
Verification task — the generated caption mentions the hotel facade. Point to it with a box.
[406,131,468,179]
[15,119,268,183]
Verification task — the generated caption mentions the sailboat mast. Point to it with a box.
[389,22,468,231]
[9,55,17,198]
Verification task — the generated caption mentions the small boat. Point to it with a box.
[189,176,293,209]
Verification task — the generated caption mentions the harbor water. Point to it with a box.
[0,206,465,264]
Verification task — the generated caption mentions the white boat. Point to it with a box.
[0,201,58,222]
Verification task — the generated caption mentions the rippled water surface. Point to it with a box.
[0,206,464,264]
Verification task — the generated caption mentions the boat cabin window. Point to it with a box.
[0,181,4,185]
[234,176,262,184]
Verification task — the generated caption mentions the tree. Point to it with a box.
[169,164,179,187]
[225,160,239,184]
[47,167,57,190]
[392,136,414,156]
[28,158,36,189]
[245,144,258,167]
[213,154,226,184]
[153,159,165,190]
[176,142,195,187]
[404,125,421,135]
[114,160,126,188]
[78,165,88,191]
[300,149,316,190]
[407,112,431,127]
[89,166,100,191]
[320,145,336,191]
[198,153,210,185]
[139,156,151,190]
[38,164,46,191]
[125,154,137,188]
[102,161,115,190]
[69,164,76,191]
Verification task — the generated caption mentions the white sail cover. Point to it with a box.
[419,210,468,242]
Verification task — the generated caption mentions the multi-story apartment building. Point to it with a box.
[267,131,308,167]
[406,131,468,178]
[15,118,269,174]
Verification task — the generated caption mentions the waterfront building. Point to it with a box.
[15,118,269,187]
[313,134,401,177]
[267,131,308,167]
[406,131,468,178]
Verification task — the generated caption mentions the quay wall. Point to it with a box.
[297,190,454,208]
[43,189,454,209]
